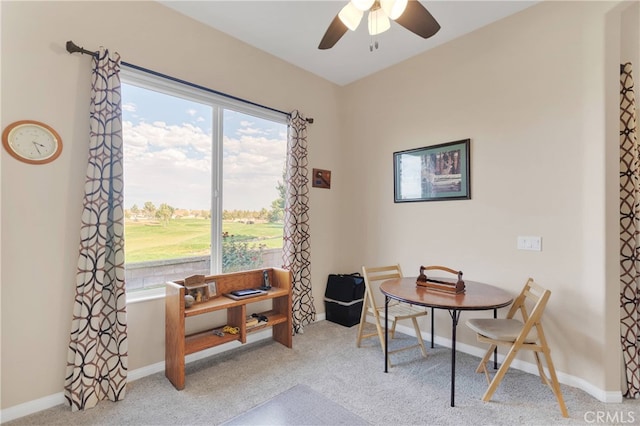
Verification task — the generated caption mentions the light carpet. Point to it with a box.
[221,384,369,425]
[5,320,639,425]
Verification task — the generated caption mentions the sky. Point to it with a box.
[121,83,287,211]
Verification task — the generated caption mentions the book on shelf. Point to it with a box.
[225,288,267,300]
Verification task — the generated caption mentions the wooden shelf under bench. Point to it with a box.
[165,267,292,390]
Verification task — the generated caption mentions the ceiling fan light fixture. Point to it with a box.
[338,2,364,31]
[319,0,440,50]
[368,8,390,35]
[380,0,408,20]
[351,0,375,11]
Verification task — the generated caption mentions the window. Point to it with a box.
[121,68,287,294]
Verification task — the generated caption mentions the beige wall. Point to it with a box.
[1,0,637,415]
[0,0,344,410]
[341,0,634,396]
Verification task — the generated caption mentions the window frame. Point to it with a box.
[121,66,288,303]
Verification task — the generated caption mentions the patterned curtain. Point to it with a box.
[620,62,639,399]
[64,48,128,411]
[283,110,315,334]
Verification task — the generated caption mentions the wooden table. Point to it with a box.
[380,277,513,407]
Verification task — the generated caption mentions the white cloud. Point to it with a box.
[237,127,264,135]
[123,120,286,211]
[237,120,269,136]
[122,102,137,112]
[186,108,197,116]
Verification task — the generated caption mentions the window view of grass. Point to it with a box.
[122,81,287,286]
[124,218,284,263]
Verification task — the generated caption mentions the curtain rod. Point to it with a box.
[65,40,314,124]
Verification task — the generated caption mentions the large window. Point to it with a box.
[121,68,287,293]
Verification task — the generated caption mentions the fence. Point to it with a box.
[125,248,283,292]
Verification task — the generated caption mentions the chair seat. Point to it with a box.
[466,318,538,342]
[372,303,427,320]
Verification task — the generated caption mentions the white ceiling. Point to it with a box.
[159,1,538,86]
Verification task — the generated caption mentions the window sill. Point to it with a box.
[126,286,166,304]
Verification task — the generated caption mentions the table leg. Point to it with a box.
[384,296,389,373]
[448,309,461,407]
[493,308,498,370]
[430,307,435,348]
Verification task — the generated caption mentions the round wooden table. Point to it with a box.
[380,277,513,407]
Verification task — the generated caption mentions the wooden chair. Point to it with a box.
[356,264,428,367]
[465,278,568,418]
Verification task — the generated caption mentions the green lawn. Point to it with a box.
[125,218,283,263]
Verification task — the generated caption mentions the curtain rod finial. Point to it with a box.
[66,40,96,57]
[66,40,79,54]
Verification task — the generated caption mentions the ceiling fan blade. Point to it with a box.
[318,15,349,50]
[394,0,440,39]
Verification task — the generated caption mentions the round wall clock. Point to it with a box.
[2,120,63,165]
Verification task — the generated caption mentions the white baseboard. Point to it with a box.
[0,328,274,423]
[0,316,620,422]
[0,392,67,423]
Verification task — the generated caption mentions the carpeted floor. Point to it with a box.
[6,320,639,425]
[221,384,369,425]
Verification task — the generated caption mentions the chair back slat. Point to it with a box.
[361,265,402,309]
[364,265,402,278]
[366,272,401,282]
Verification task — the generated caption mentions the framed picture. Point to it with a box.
[394,139,470,203]
[312,168,331,189]
[186,284,209,304]
[208,281,217,298]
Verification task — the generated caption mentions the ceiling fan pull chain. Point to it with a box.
[369,19,380,53]
[369,34,379,52]
[373,10,378,50]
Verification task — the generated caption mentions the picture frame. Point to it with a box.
[186,283,210,304]
[208,281,217,298]
[393,139,470,203]
[312,168,331,189]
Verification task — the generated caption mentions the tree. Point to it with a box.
[222,234,265,273]
[142,201,156,219]
[156,203,175,226]
[268,167,286,223]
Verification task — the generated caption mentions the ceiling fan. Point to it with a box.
[318,0,440,50]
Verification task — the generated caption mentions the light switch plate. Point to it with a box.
[517,236,542,251]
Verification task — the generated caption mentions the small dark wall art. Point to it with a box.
[394,139,470,203]
[312,168,331,189]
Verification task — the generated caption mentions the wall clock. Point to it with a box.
[2,120,63,164]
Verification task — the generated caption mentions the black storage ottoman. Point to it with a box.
[324,273,365,327]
